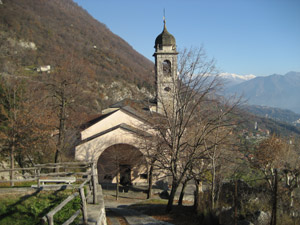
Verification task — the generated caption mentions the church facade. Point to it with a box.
[75,20,177,185]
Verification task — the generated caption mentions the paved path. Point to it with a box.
[105,201,173,225]
[105,209,122,225]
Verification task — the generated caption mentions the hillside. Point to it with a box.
[0,0,155,112]
[244,105,300,126]
[237,108,300,138]
[226,71,300,113]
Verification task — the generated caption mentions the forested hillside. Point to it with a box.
[0,0,155,111]
[0,0,155,165]
[244,105,300,126]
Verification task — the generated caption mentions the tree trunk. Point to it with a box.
[166,181,179,212]
[290,190,294,208]
[194,180,203,212]
[147,164,154,199]
[211,156,216,210]
[54,89,66,166]
[178,179,188,206]
[270,169,278,225]
[10,90,17,187]
[215,180,222,209]
[194,181,199,210]
[10,143,15,187]
[116,169,120,201]
[234,179,238,225]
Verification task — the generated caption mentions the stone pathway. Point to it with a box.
[106,205,173,225]
[105,198,173,225]
[106,209,123,225]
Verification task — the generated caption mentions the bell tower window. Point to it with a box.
[163,60,171,76]
[164,87,171,92]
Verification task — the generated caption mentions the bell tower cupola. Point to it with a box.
[153,18,178,114]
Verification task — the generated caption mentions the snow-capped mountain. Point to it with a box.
[219,72,256,87]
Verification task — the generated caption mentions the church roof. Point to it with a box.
[80,98,158,131]
[79,123,151,145]
[155,20,176,48]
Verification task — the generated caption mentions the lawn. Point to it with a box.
[0,189,81,225]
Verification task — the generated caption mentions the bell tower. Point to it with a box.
[153,19,178,115]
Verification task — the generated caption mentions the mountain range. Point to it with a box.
[224,71,300,114]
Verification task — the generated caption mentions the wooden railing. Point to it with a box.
[0,161,94,186]
[0,161,102,225]
[42,176,93,225]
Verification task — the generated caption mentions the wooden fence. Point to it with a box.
[0,161,104,225]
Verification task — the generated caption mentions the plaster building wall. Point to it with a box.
[76,128,144,162]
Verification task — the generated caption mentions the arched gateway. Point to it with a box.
[98,144,147,185]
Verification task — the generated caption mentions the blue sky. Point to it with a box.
[73,0,300,77]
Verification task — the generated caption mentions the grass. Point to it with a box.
[0,189,81,225]
[0,181,36,188]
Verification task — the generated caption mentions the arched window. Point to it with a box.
[162,60,171,76]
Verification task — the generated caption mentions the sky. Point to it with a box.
[73,0,300,77]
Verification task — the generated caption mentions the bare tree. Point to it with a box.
[152,46,241,212]
[45,54,87,164]
[0,78,21,186]
[204,99,240,210]
[138,129,166,199]
[249,135,300,224]
[252,135,286,191]
[0,77,52,185]
[282,139,300,214]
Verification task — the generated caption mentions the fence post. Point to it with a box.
[91,162,98,204]
[89,175,93,192]
[79,187,88,224]
[37,167,41,188]
[270,169,278,225]
[234,179,238,225]
[46,214,54,225]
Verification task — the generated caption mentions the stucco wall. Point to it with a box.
[76,128,147,162]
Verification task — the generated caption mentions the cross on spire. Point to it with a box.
[163,9,166,29]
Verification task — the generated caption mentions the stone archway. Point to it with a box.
[97,144,147,185]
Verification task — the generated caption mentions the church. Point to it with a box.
[75,20,178,185]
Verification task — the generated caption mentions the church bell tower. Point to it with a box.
[153,19,178,115]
